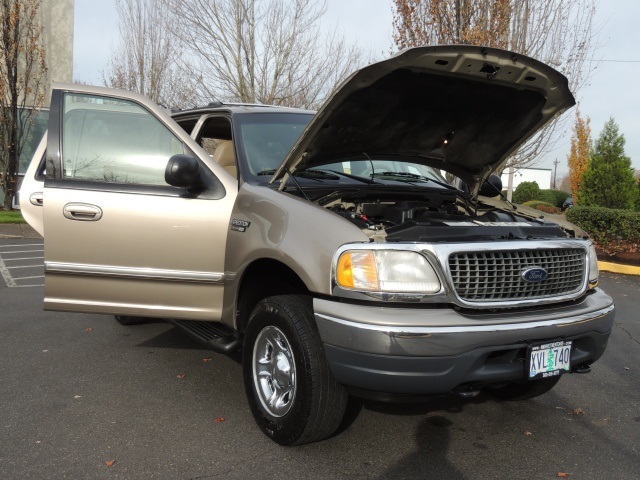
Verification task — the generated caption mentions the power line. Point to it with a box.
[588,59,640,63]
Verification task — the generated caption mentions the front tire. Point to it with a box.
[242,295,348,445]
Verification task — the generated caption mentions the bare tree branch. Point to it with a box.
[103,0,199,108]
[168,0,364,109]
[0,0,47,210]
[391,0,599,170]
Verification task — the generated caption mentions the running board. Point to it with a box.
[168,319,241,353]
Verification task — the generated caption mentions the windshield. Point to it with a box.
[234,112,451,189]
[234,112,312,181]
[312,159,447,184]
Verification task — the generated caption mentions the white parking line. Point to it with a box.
[0,256,17,287]
[0,244,44,250]
[0,249,44,254]
[6,265,44,270]
[3,256,45,261]
[0,241,45,288]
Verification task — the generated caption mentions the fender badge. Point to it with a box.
[230,219,251,232]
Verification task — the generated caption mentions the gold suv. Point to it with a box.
[20,46,614,445]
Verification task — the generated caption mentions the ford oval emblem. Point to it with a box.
[521,267,548,283]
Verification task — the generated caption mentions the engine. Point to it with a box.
[326,196,568,243]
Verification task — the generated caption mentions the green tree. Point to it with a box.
[579,118,637,210]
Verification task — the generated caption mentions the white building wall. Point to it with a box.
[501,168,552,190]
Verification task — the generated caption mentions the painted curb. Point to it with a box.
[598,261,640,276]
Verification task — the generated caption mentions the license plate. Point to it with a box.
[527,340,572,380]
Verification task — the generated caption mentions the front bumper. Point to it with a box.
[314,289,615,395]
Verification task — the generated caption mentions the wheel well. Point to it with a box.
[236,259,310,333]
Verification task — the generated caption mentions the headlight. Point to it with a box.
[588,243,599,287]
[335,250,441,293]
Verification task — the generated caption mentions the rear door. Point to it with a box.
[42,84,237,320]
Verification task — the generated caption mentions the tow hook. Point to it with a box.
[572,364,592,374]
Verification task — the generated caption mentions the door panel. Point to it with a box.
[43,85,237,320]
[19,134,47,236]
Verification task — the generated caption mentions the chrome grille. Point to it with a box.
[448,249,585,302]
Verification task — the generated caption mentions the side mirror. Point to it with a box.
[165,154,202,189]
[479,174,503,197]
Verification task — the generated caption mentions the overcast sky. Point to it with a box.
[73,0,640,177]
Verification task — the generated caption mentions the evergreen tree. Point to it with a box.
[579,118,637,210]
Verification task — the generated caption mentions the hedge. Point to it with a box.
[538,189,570,208]
[522,200,560,214]
[512,182,569,207]
[566,206,640,245]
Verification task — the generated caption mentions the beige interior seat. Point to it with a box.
[212,140,237,178]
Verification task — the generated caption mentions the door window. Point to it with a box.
[62,93,183,185]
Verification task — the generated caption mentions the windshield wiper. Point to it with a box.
[374,171,430,181]
[312,168,379,184]
[257,168,339,182]
[374,171,466,193]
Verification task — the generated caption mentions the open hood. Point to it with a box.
[273,45,575,193]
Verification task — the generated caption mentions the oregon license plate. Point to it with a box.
[527,340,572,380]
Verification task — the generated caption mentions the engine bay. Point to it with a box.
[323,189,569,243]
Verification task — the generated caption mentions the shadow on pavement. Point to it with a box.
[375,415,466,480]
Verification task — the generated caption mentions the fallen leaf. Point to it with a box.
[105,460,116,467]
[203,358,212,362]
[215,417,225,423]
[557,473,570,478]
[524,431,532,436]
[177,373,186,379]
[85,328,93,333]
[571,408,585,415]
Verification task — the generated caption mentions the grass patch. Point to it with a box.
[0,210,26,224]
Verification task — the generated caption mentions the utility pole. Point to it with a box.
[552,158,560,189]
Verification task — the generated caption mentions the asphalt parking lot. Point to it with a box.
[0,239,44,287]
[1,237,639,479]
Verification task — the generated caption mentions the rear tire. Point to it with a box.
[242,295,348,445]
[488,376,561,401]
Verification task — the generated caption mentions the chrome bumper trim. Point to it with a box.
[315,303,615,335]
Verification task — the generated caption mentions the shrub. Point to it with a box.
[523,200,554,209]
[538,189,570,207]
[566,206,640,246]
[522,200,560,214]
[537,205,561,214]
[513,181,540,204]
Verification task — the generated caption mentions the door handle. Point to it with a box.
[63,203,103,221]
[29,192,44,206]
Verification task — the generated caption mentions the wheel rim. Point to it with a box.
[252,325,297,417]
